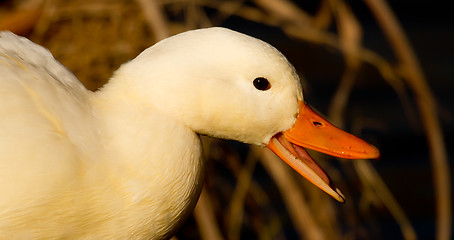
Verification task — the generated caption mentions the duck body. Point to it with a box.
[0,31,203,239]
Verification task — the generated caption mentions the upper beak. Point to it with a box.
[266,101,379,202]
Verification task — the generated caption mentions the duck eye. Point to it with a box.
[253,77,271,91]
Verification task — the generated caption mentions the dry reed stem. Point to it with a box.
[135,0,169,41]
[253,0,312,27]
[0,1,42,35]
[325,20,417,240]
[295,157,342,240]
[208,0,246,26]
[329,0,362,123]
[31,0,59,39]
[226,150,259,240]
[312,0,332,29]
[315,0,417,238]
[331,0,362,69]
[363,0,451,240]
[221,144,284,239]
[328,64,358,126]
[194,188,224,240]
[256,146,325,240]
[355,160,417,240]
[201,140,280,238]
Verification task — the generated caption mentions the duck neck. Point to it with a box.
[90,81,204,237]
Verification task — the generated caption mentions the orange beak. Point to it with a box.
[266,101,379,202]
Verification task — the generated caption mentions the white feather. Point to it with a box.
[0,28,303,239]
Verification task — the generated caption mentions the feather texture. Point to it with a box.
[0,28,303,239]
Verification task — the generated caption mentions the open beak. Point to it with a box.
[266,101,379,202]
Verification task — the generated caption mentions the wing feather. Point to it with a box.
[0,32,96,220]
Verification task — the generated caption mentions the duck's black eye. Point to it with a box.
[253,77,271,91]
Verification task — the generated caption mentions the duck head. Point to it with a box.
[111,27,379,202]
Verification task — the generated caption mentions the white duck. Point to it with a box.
[0,28,379,239]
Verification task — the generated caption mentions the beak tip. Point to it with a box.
[334,187,346,203]
[368,144,381,159]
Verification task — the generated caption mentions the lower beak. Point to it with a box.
[266,101,379,202]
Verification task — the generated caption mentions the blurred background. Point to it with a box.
[0,0,452,239]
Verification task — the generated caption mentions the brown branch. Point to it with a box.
[135,0,170,41]
[355,161,417,240]
[257,146,325,240]
[363,1,451,240]
[0,3,42,35]
[226,150,259,240]
[194,188,224,240]
[253,0,313,27]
